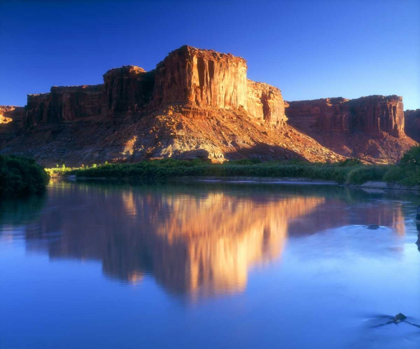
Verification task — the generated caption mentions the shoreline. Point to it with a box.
[65,175,420,192]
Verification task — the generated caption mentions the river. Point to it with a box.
[0,180,419,348]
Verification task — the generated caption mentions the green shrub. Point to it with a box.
[0,155,49,197]
[383,166,405,183]
[345,166,388,185]
[400,146,420,167]
[336,158,363,167]
[223,158,262,166]
[399,167,420,187]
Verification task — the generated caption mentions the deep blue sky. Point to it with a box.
[0,0,419,109]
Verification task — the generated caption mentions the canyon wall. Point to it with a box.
[25,85,103,128]
[152,46,248,109]
[247,81,287,127]
[404,109,420,143]
[286,95,405,137]
[285,95,414,162]
[102,66,154,117]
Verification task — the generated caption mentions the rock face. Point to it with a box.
[103,66,154,117]
[286,96,415,163]
[152,46,248,109]
[286,95,405,137]
[25,85,103,128]
[404,109,420,143]
[0,106,25,147]
[247,81,287,127]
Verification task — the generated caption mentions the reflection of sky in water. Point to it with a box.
[0,181,419,349]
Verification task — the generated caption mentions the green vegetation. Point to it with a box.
[383,146,420,186]
[345,166,389,185]
[54,157,377,185]
[46,164,79,177]
[44,147,420,188]
[0,155,49,197]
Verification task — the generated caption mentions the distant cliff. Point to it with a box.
[286,96,416,163]
[404,109,420,143]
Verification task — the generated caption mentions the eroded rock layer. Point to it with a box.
[103,66,154,117]
[152,46,248,109]
[26,85,103,128]
[247,81,287,127]
[404,109,420,143]
[3,105,343,167]
[0,106,25,147]
[286,96,415,163]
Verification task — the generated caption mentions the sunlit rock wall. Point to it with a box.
[247,80,287,127]
[286,95,406,137]
[152,45,248,109]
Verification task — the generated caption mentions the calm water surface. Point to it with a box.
[1,181,420,349]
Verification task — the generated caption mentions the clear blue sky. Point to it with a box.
[0,0,419,109]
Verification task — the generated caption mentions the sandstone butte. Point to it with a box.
[0,45,416,166]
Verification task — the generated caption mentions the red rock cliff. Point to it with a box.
[247,81,287,127]
[103,66,154,117]
[286,95,405,137]
[26,85,103,127]
[285,95,414,162]
[404,109,420,143]
[152,46,248,109]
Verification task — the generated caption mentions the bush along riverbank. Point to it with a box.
[46,146,420,189]
[49,158,379,184]
[0,156,49,197]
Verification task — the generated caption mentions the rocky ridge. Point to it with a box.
[286,96,416,163]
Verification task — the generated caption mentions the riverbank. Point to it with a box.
[49,159,381,185]
[66,175,420,193]
[45,146,420,191]
[0,155,49,197]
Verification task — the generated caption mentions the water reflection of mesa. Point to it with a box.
[23,185,324,298]
[146,194,324,297]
